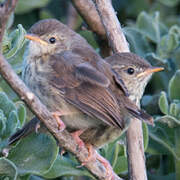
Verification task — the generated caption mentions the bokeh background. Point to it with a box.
[0,0,180,180]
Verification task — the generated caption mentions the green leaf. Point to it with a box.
[158,0,180,7]
[157,115,180,127]
[145,53,168,66]
[0,158,17,180]
[0,93,20,139]
[43,155,95,179]
[2,30,12,54]
[169,101,180,119]
[113,156,128,174]
[124,27,151,57]
[29,175,44,180]
[4,24,26,60]
[137,11,161,43]
[102,142,120,168]
[9,43,26,74]
[0,79,18,101]
[142,122,149,151]
[147,122,178,159]
[8,133,58,175]
[158,91,169,114]
[168,70,180,100]
[142,94,162,115]
[148,172,175,180]
[157,25,180,58]
[0,109,7,136]
[16,103,26,127]
[15,0,51,14]
[0,92,16,118]
[4,110,19,138]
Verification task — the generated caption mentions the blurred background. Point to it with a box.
[0,0,180,180]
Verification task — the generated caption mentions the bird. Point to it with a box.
[8,19,163,176]
[9,51,163,146]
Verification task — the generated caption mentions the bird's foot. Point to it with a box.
[71,130,85,151]
[52,111,66,131]
[81,144,96,166]
[80,145,114,179]
[96,153,114,180]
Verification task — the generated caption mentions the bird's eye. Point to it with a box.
[49,37,56,44]
[127,68,135,75]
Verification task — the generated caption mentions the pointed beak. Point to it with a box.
[25,34,48,45]
[137,67,164,77]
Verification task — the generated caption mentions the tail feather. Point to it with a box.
[8,117,40,145]
[126,107,154,125]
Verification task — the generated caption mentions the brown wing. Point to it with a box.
[48,51,123,128]
[72,47,129,97]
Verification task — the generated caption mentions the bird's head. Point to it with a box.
[24,19,80,58]
[105,53,164,101]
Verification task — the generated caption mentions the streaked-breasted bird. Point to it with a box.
[9,19,163,170]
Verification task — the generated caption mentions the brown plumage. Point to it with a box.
[9,19,163,148]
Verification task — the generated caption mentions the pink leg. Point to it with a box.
[82,145,114,180]
[52,111,66,131]
[96,153,115,180]
[71,130,85,150]
[81,144,97,166]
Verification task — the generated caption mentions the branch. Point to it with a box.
[0,1,122,180]
[92,0,148,180]
[0,0,18,49]
[71,0,111,57]
[71,0,105,38]
[92,0,129,53]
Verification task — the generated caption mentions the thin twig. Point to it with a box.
[71,0,112,57]
[92,0,129,53]
[0,0,18,49]
[71,0,105,38]
[0,0,122,179]
[92,0,147,179]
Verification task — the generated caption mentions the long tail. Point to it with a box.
[126,107,154,125]
[8,117,40,145]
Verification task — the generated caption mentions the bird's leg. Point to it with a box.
[71,130,85,150]
[52,111,66,131]
[95,152,114,180]
[82,144,114,180]
[81,144,97,166]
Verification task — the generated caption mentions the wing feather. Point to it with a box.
[48,51,123,128]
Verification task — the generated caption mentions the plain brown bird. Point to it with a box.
[10,51,163,146]
[9,19,163,176]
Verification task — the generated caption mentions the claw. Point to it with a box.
[80,144,114,180]
[96,153,115,180]
[71,130,85,151]
[52,111,66,131]
[81,144,96,166]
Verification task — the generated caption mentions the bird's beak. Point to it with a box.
[137,67,164,77]
[25,34,48,45]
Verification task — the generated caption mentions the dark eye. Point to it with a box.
[49,37,56,44]
[127,68,134,75]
